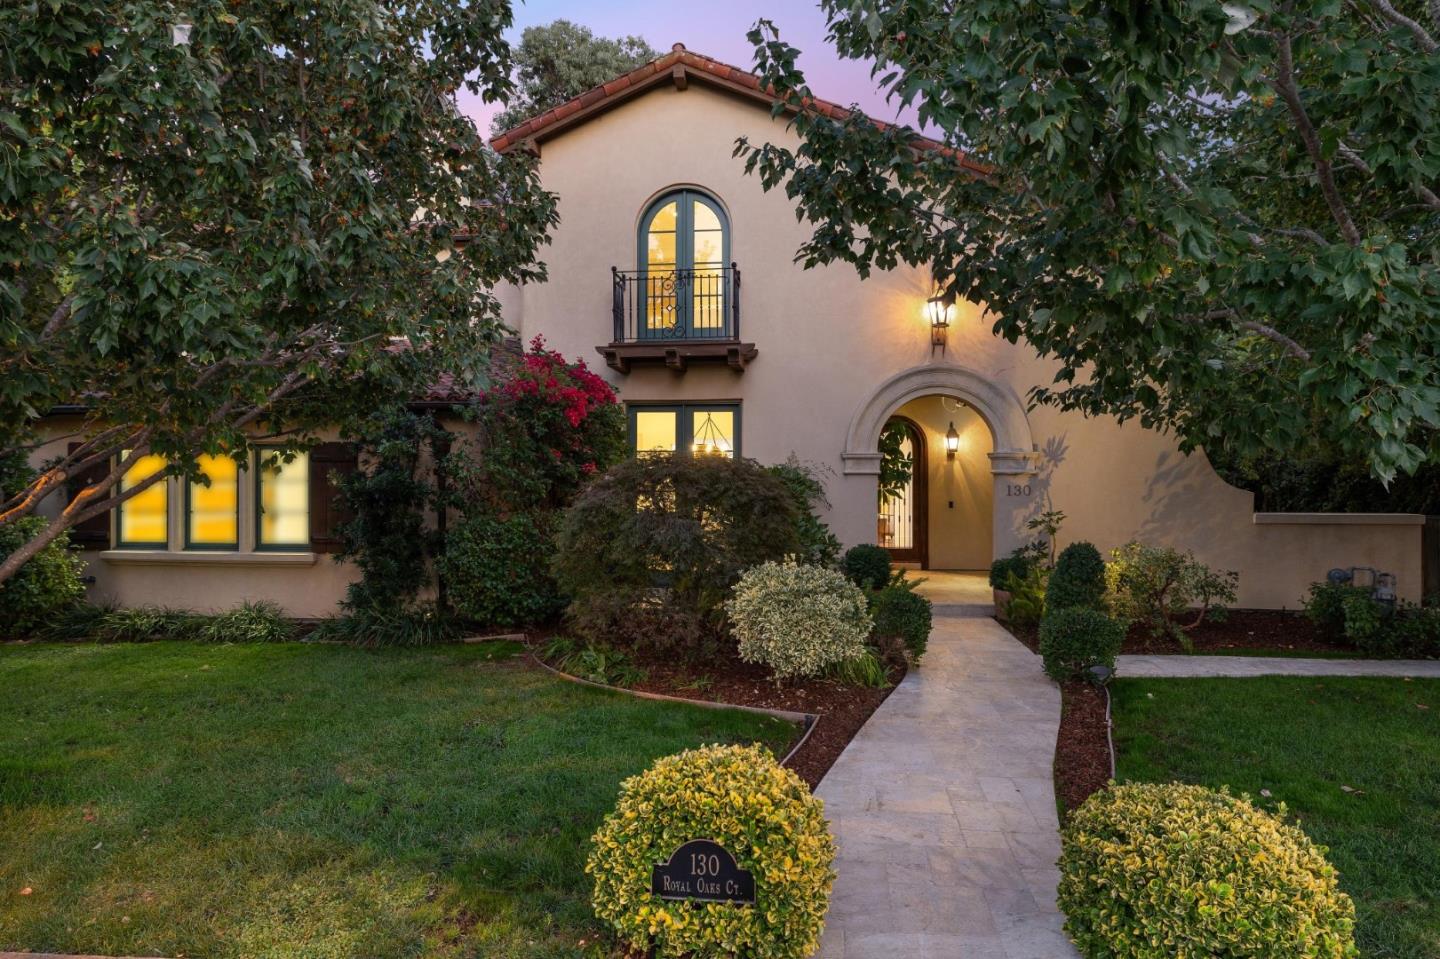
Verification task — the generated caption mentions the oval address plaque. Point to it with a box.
[650,838,756,906]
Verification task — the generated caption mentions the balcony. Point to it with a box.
[598,264,758,373]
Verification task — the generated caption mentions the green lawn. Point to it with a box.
[0,641,795,959]
[1113,677,1440,959]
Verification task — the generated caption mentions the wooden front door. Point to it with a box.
[879,417,929,568]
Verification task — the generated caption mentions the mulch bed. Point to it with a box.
[1054,681,1112,816]
[1002,608,1356,656]
[626,656,905,788]
[534,646,904,790]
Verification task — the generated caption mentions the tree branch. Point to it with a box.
[1269,35,1363,246]
[1370,0,1438,51]
[1182,307,1314,361]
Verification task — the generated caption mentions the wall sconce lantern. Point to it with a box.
[926,291,955,355]
[945,421,960,460]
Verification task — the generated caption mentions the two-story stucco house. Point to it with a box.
[32,44,1426,616]
[487,44,1424,611]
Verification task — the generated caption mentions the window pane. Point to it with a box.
[646,231,676,268]
[692,201,721,232]
[634,411,677,456]
[692,230,723,266]
[259,451,309,547]
[188,454,238,547]
[118,452,167,545]
[690,410,735,459]
[648,200,678,232]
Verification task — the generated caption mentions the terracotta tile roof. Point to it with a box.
[489,43,988,175]
[403,336,523,406]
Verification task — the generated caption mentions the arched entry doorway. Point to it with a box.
[878,417,928,565]
[879,399,995,569]
[844,363,1040,566]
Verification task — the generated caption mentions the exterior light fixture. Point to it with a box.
[926,291,955,355]
[945,421,960,460]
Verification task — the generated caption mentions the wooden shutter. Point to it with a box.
[309,442,357,554]
[66,442,111,550]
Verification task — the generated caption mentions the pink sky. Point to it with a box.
[460,0,919,136]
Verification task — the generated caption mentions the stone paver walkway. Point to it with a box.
[1118,655,1440,678]
[815,573,1079,959]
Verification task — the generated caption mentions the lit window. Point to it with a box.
[187,454,239,549]
[628,404,740,458]
[638,189,730,338]
[634,409,678,456]
[690,409,734,459]
[256,450,309,549]
[116,452,168,548]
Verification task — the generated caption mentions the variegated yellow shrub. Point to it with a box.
[586,744,836,959]
[1059,782,1357,958]
[727,559,872,681]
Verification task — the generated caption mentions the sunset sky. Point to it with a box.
[461,0,919,135]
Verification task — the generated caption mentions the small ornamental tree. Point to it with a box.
[440,338,625,627]
[457,336,626,513]
[333,408,447,613]
[554,455,800,653]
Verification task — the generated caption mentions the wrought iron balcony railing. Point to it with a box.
[610,264,741,343]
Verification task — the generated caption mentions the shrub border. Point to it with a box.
[528,650,820,769]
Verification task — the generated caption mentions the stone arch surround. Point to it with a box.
[842,363,1039,477]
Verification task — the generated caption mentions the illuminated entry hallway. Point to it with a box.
[879,397,994,572]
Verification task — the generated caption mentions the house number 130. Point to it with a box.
[691,853,722,876]
[1006,484,1032,496]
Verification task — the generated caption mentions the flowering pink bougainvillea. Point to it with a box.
[462,336,626,513]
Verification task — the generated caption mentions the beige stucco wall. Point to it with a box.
[504,81,1426,607]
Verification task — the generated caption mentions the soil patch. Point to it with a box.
[1001,608,1359,657]
[537,647,905,790]
[1053,681,1112,816]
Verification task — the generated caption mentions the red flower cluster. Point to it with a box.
[486,335,617,428]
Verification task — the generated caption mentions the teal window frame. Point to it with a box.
[183,456,241,552]
[253,447,311,552]
[627,402,742,459]
[636,189,730,339]
[113,453,169,550]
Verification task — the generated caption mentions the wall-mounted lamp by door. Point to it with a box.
[945,421,960,460]
[926,292,954,355]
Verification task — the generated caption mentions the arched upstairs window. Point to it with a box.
[637,189,730,339]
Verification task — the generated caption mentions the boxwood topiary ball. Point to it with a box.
[1059,782,1357,958]
[586,744,836,959]
[841,543,892,591]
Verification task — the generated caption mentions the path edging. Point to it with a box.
[528,652,820,768]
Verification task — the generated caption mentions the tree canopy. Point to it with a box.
[0,0,558,584]
[490,20,657,136]
[737,1,1439,483]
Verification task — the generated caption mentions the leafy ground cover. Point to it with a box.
[1112,677,1440,959]
[0,641,794,958]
